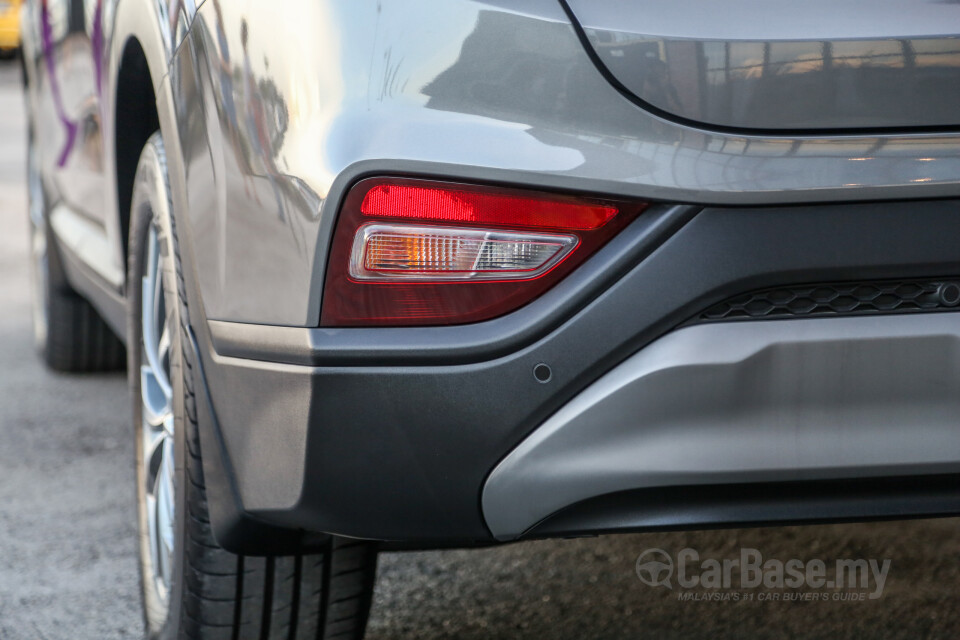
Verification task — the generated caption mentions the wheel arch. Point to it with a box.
[113,37,159,276]
[103,0,182,294]
[108,7,317,555]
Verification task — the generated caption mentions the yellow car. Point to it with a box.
[0,0,20,54]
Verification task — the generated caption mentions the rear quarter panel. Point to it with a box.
[175,0,960,328]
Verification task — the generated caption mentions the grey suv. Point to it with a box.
[19,0,960,637]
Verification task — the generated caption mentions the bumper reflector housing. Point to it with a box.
[321,178,647,326]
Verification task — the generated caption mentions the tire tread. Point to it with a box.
[43,284,125,372]
[132,133,377,640]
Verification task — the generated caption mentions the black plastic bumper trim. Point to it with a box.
[524,475,960,539]
[201,198,960,543]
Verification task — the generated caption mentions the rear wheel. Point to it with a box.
[129,132,379,640]
[26,123,125,372]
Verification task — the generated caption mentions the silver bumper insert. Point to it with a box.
[483,314,960,540]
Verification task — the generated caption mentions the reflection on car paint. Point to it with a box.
[239,19,287,221]
[209,0,294,223]
[587,32,960,130]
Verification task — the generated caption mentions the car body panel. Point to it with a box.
[173,0,960,328]
[21,0,198,294]
[22,0,109,227]
[563,0,960,131]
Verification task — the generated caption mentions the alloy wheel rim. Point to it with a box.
[140,221,176,607]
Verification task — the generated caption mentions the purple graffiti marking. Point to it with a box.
[40,0,78,168]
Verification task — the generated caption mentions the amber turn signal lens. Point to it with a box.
[350,224,578,281]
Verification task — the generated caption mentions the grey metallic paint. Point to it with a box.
[21,0,197,298]
[173,0,960,327]
[23,0,960,330]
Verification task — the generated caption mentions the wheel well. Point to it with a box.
[115,38,160,281]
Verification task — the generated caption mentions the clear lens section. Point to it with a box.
[349,224,578,281]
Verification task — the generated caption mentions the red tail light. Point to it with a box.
[359,183,619,229]
[320,178,646,327]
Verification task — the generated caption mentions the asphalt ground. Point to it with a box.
[2,60,960,640]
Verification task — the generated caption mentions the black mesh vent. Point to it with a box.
[699,278,960,323]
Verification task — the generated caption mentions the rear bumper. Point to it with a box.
[197,198,960,545]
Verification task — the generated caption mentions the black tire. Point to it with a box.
[26,123,125,372]
[128,132,378,640]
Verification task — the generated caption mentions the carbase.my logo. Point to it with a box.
[635,547,891,600]
[635,548,674,589]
